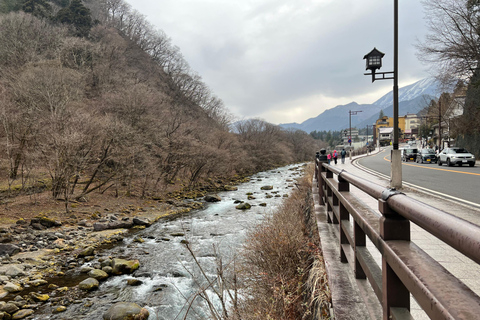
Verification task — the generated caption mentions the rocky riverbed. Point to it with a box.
[0,164,306,319]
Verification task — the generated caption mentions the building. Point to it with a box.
[378,127,394,146]
[404,114,421,140]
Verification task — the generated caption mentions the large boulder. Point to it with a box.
[12,309,34,319]
[88,269,109,280]
[132,217,151,227]
[93,220,134,231]
[235,203,251,210]
[30,216,62,228]
[204,194,221,202]
[0,244,21,257]
[103,302,149,320]
[78,278,99,291]
[112,259,140,275]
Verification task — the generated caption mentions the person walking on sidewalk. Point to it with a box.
[341,148,346,164]
[327,152,332,164]
[333,149,338,165]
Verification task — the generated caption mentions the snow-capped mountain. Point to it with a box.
[279,78,441,133]
[372,77,440,109]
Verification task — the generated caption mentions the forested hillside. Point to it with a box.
[0,0,323,210]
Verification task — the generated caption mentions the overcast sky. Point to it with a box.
[126,0,431,125]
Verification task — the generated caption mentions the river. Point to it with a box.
[36,163,306,320]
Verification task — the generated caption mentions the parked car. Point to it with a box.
[416,148,437,164]
[402,148,418,162]
[437,147,476,167]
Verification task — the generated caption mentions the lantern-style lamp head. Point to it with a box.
[363,47,385,72]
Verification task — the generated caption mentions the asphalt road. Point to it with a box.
[357,147,480,206]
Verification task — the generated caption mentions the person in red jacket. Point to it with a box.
[333,150,338,165]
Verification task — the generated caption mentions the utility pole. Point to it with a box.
[349,110,362,160]
[438,100,442,151]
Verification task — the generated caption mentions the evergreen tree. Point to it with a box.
[0,0,22,13]
[22,0,52,19]
[55,0,92,37]
[378,109,385,119]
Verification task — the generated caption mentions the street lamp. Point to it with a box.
[349,110,362,160]
[363,0,401,189]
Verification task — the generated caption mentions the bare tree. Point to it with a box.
[418,0,480,86]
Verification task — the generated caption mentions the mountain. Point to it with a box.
[280,78,441,133]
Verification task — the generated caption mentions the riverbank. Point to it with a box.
[0,173,255,318]
[0,163,322,319]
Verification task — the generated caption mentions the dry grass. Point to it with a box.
[235,164,331,320]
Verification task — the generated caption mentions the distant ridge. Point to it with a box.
[279,78,441,133]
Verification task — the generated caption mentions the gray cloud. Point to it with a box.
[127,0,430,124]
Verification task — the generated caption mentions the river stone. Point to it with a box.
[93,220,134,231]
[112,259,140,275]
[78,246,95,257]
[102,266,113,274]
[1,302,19,314]
[80,265,94,273]
[224,185,238,191]
[3,281,22,292]
[53,306,67,313]
[30,216,62,228]
[132,217,151,227]
[100,258,113,268]
[260,185,273,190]
[88,269,109,280]
[0,244,21,257]
[12,309,34,319]
[103,302,149,320]
[204,194,221,202]
[126,279,143,286]
[29,292,49,302]
[235,203,251,210]
[27,279,48,287]
[78,278,99,291]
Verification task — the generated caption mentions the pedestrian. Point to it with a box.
[333,150,338,165]
[341,148,346,164]
[327,152,331,164]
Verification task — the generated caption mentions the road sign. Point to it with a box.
[348,138,351,144]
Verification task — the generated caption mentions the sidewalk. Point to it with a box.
[322,147,480,320]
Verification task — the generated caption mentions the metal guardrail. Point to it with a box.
[314,157,480,320]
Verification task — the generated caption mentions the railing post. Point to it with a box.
[317,149,328,205]
[338,172,350,263]
[379,189,410,320]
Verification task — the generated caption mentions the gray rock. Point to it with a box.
[1,265,26,278]
[204,194,221,202]
[78,278,99,291]
[132,217,151,227]
[112,259,140,275]
[88,269,109,280]
[235,203,251,210]
[3,281,22,292]
[0,302,19,314]
[103,302,149,320]
[93,220,134,231]
[0,244,20,257]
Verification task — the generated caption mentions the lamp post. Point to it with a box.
[349,110,362,160]
[363,0,401,189]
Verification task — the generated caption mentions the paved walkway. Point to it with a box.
[320,148,480,319]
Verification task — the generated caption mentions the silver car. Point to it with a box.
[437,147,476,167]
